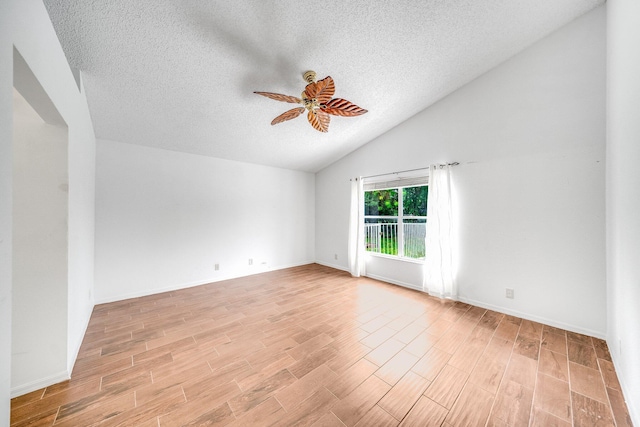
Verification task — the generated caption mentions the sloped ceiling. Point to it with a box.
[43,0,603,172]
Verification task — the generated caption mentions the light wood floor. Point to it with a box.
[11,264,632,426]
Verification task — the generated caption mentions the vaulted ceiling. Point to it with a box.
[43,0,603,172]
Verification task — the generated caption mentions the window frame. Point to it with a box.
[364,182,428,262]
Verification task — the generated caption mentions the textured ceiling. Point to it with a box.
[43,0,603,172]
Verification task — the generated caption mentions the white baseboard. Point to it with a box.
[314,262,425,295]
[608,344,640,426]
[457,296,606,339]
[68,302,94,374]
[342,271,605,339]
[364,272,423,292]
[314,261,349,272]
[11,370,70,398]
[95,260,316,305]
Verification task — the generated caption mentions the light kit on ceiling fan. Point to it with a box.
[254,70,367,133]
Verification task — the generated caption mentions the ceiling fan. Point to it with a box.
[254,71,367,133]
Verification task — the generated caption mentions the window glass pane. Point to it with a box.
[364,183,427,260]
[364,218,398,256]
[403,219,426,259]
[402,186,428,216]
[365,189,398,216]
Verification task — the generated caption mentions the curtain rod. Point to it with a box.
[353,163,459,181]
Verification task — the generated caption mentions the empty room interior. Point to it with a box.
[1,0,639,426]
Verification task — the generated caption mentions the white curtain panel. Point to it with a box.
[423,164,457,299]
[348,177,365,277]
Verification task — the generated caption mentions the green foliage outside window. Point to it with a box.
[364,189,398,216]
[403,186,428,216]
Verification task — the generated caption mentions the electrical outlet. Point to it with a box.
[506,288,514,299]
[214,263,219,271]
[248,258,253,265]
[334,253,338,260]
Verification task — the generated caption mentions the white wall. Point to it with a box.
[12,90,69,394]
[607,0,640,424]
[95,140,315,302]
[0,4,14,422]
[0,0,96,416]
[66,80,96,377]
[317,6,606,336]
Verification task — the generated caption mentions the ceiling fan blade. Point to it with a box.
[316,76,335,104]
[304,82,320,99]
[254,92,302,104]
[305,76,335,104]
[307,109,330,132]
[271,107,305,125]
[322,98,368,117]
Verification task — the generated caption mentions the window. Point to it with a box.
[364,179,428,260]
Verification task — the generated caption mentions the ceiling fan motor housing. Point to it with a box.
[303,70,317,84]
